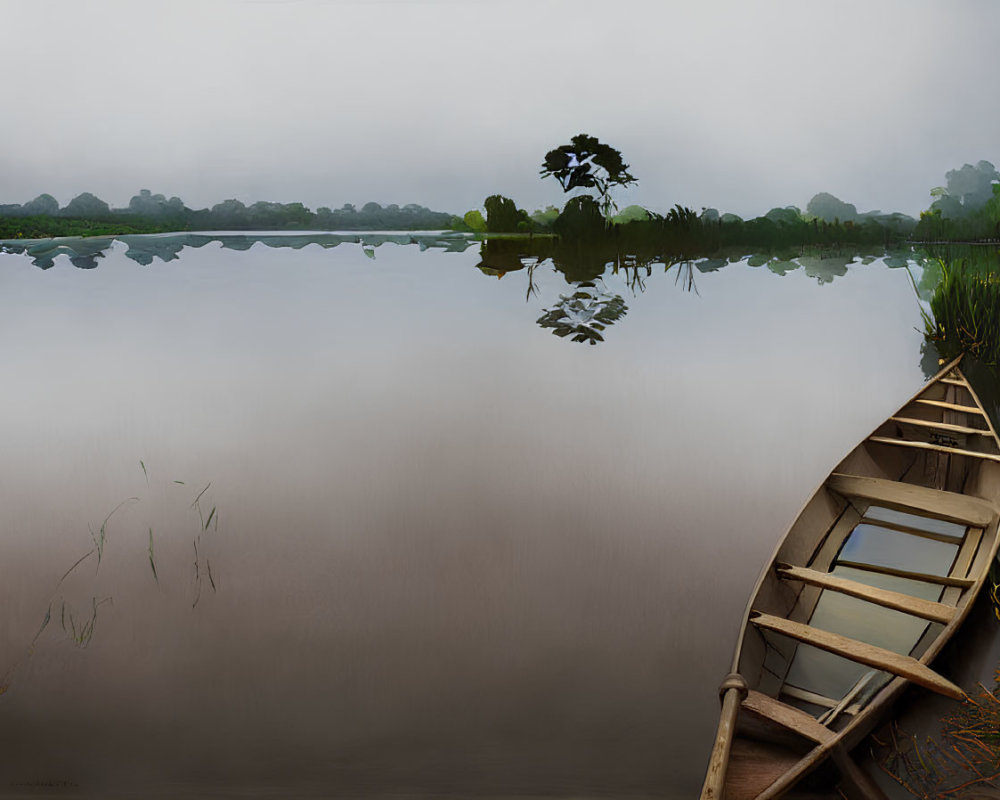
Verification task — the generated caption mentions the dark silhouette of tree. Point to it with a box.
[929,161,1000,219]
[483,194,529,233]
[552,195,606,238]
[127,189,187,219]
[22,194,60,216]
[806,192,859,223]
[61,192,111,219]
[540,134,637,218]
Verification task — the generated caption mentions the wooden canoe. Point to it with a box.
[699,356,1000,800]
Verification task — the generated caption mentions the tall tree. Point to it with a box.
[540,134,637,218]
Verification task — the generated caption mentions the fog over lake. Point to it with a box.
[2,1,999,219]
[0,237,935,798]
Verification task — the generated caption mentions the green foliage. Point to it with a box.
[0,191,457,239]
[914,161,1000,241]
[806,192,859,223]
[483,194,530,233]
[611,205,650,224]
[540,133,637,218]
[530,206,560,230]
[0,215,174,239]
[463,209,487,233]
[552,195,606,239]
[62,192,112,219]
[922,258,1000,366]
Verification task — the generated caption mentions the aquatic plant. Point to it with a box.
[874,668,1000,798]
[0,463,223,697]
[921,258,1000,366]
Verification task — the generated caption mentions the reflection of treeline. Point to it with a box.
[0,190,455,238]
[474,229,909,286]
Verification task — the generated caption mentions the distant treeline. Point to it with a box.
[455,192,915,252]
[5,158,999,246]
[0,190,455,239]
[911,161,1000,241]
[458,159,1000,247]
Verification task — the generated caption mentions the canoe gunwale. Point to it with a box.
[701,355,1000,800]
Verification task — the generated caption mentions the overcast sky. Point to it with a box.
[2,0,998,218]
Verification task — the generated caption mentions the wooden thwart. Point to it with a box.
[741,690,834,745]
[889,416,991,436]
[861,516,963,544]
[835,560,975,588]
[868,436,1000,464]
[913,398,986,415]
[827,473,998,526]
[749,613,965,700]
[776,564,956,624]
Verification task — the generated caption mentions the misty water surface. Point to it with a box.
[0,235,949,798]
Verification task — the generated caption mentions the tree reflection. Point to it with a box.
[536,279,628,345]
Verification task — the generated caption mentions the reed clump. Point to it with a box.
[923,258,1000,366]
[874,667,1000,798]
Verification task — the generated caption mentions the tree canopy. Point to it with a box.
[540,134,637,218]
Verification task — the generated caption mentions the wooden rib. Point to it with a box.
[779,684,840,710]
[817,670,876,726]
[741,690,834,744]
[890,416,991,436]
[777,564,956,624]
[939,376,968,386]
[860,517,964,545]
[832,746,892,800]
[868,436,1000,464]
[950,527,984,582]
[913,398,986,415]
[835,560,974,588]
[827,473,998,526]
[749,613,965,700]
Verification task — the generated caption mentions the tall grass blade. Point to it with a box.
[191,483,211,508]
[148,527,158,584]
[32,604,52,644]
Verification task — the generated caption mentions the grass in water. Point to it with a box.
[1,462,223,696]
[921,258,1000,366]
[874,667,1000,797]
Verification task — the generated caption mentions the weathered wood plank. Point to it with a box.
[827,473,998,526]
[741,690,834,745]
[749,613,965,700]
[890,416,991,436]
[860,516,964,544]
[780,684,840,710]
[698,682,745,800]
[868,436,1000,464]
[776,564,956,624]
[914,398,986,414]
[835,560,974,588]
[832,745,892,800]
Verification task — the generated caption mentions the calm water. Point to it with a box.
[0,234,945,798]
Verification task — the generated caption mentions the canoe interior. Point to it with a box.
[714,363,1000,799]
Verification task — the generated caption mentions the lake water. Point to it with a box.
[0,234,965,798]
